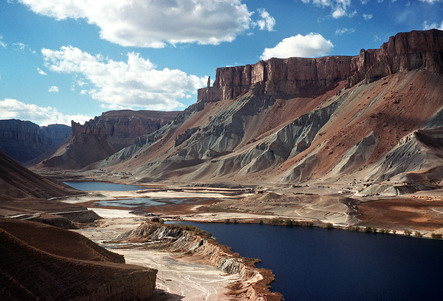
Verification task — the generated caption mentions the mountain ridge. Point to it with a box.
[37,30,443,195]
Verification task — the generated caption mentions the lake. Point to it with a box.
[186,222,443,301]
[65,181,443,300]
[64,181,144,191]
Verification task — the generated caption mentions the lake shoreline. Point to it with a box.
[58,179,443,299]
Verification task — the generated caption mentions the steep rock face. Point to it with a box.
[39,110,178,170]
[198,56,354,102]
[347,29,443,86]
[88,110,179,151]
[198,29,443,102]
[40,121,115,170]
[95,30,443,191]
[0,120,70,163]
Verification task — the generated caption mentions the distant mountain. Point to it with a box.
[90,30,442,194]
[38,110,179,170]
[0,119,70,164]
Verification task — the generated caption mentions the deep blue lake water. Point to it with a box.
[66,182,443,300]
[64,181,144,191]
[187,222,443,301]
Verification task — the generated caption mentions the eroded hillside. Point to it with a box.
[37,30,443,195]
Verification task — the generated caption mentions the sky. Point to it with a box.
[0,0,442,126]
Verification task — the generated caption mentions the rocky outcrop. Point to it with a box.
[198,29,443,102]
[0,219,157,300]
[87,110,179,151]
[120,222,281,300]
[0,119,70,164]
[88,30,443,191]
[39,110,179,170]
[198,56,354,102]
[40,120,115,169]
[347,29,443,87]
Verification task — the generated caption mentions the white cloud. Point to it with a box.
[335,28,355,35]
[301,0,353,19]
[362,13,373,20]
[0,98,91,126]
[48,85,59,93]
[12,42,35,53]
[253,9,276,31]
[37,67,47,75]
[419,0,442,3]
[360,0,370,4]
[42,46,207,110]
[261,33,333,60]
[0,36,6,48]
[423,20,443,30]
[18,0,263,47]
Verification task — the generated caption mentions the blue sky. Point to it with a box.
[1,0,442,126]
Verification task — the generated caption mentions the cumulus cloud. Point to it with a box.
[362,14,373,20]
[261,33,333,60]
[48,85,59,93]
[423,20,443,30]
[0,98,91,126]
[419,0,442,3]
[42,46,207,110]
[253,9,276,31]
[18,0,275,47]
[300,0,353,19]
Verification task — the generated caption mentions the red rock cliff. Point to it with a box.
[198,29,443,102]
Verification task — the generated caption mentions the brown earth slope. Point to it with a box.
[0,219,157,300]
[87,30,442,194]
[0,151,98,225]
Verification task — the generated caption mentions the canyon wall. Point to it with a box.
[0,119,70,163]
[39,110,180,169]
[198,29,443,102]
[347,29,443,86]
[87,110,180,151]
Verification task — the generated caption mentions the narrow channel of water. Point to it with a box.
[64,181,144,191]
[187,222,443,301]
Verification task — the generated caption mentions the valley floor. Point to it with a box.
[57,181,443,299]
[74,215,238,300]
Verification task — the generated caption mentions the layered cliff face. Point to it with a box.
[87,110,179,151]
[96,30,443,194]
[40,120,116,170]
[198,29,443,102]
[347,29,443,87]
[198,56,354,102]
[120,222,281,300]
[0,119,70,164]
[39,110,179,170]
